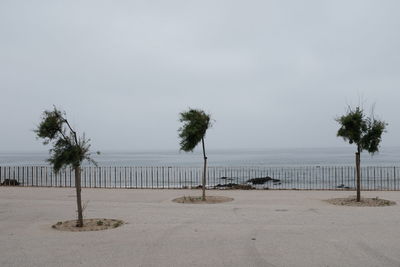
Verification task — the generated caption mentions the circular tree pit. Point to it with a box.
[325,196,396,207]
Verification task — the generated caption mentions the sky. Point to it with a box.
[0,0,399,152]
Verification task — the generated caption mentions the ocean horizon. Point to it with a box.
[1,147,399,167]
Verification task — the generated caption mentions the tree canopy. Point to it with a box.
[178,109,212,152]
[35,107,96,171]
[336,106,386,154]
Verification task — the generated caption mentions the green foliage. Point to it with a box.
[336,106,387,154]
[113,221,123,228]
[178,109,212,152]
[35,107,96,172]
[48,135,94,172]
[35,108,65,144]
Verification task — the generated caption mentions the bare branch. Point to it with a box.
[64,119,79,146]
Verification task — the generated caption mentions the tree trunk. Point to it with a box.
[201,137,207,201]
[355,151,361,202]
[75,166,84,227]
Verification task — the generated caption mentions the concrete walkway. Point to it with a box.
[1,187,400,267]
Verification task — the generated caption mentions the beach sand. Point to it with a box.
[1,187,400,267]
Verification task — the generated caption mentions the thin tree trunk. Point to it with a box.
[201,137,207,201]
[75,166,84,227]
[355,151,361,202]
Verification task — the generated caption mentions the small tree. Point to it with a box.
[336,106,387,202]
[35,107,97,227]
[178,109,212,201]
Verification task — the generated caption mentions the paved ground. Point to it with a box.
[1,187,400,267]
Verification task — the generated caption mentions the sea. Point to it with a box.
[0,147,399,167]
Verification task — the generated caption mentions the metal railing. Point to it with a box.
[0,166,399,190]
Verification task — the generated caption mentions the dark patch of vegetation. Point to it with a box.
[113,221,123,228]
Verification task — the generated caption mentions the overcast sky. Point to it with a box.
[0,0,399,152]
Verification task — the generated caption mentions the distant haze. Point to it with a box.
[0,0,399,152]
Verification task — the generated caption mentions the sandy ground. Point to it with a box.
[1,188,400,267]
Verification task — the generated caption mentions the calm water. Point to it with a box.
[0,147,399,167]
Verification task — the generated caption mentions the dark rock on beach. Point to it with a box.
[220,177,234,181]
[1,179,20,186]
[336,184,351,189]
[215,183,254,190]
[246,177,281,185]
